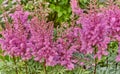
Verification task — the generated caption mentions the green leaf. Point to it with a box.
[0,0,3,5]
[58,12,63,17]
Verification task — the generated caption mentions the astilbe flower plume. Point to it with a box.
[70,0,83,15]
[54,26,81,70]
[104,4,120,62]
[105,4,120,40]
[79,12,110,60]
[0,9,32,60]
[29,17,57,66]
[71,0,111,60]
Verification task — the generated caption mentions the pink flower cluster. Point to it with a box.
[0,9,80,69]
[29,17,57,66]
[0,10,32,60]
[1,0,120,70]
[78,12,110,60]
[105,5,120,62]
[70,0,120,61]
[54,27,81,70]
[70,0,83,15]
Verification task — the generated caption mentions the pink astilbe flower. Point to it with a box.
[9,9,29,29]
[54,27,81,70]
[0,10,32,60]
[105,5,120,40]
[70,0,120,62]
[70,0,83,15]
[104,5,120,62]
[79,12,110,60]
[29,17,57,66]
[71,0,111,60]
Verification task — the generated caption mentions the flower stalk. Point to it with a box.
[13,56,18,74]
[43,60,47,74]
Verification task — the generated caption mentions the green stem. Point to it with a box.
[43,60,47,74]
[94,58,97,74]
[94,48,97,74]
[25,61,28,74]
[115,63,118,74]
[13,56,18,74]
[107,56,109,67]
